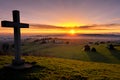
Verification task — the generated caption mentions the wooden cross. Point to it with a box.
[1,10,29,65]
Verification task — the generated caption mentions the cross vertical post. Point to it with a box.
[13,10,21,62]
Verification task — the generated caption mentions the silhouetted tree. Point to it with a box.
[40,39,47,44]
[84,45,90,51]
[33,39,40,43]
[100,41,105,44]
[95,42,99,45]
[66,41,69,44]
[52,39,55,43]
[89,42,93,44]
[107,41,111,43]
[108,44,114,50]
[91,47,96,52]
[2,43,9,52]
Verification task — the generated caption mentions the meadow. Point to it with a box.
[0,37,120,80]
[21,38,120,64]
[0,56,120,80]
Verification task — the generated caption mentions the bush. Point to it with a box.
[91,47,97,52]
[84,45,90,51]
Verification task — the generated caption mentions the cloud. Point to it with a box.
[78,23,120,29]
[96,24,120,27]
[109,18,120,22]
[29,23,120,31]
[30,24,64,29]
[30,24,74,30]
[77,25,95,29]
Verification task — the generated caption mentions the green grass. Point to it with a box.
[1,39,120,79]
[0,56,120,80]
[21,43,120,64]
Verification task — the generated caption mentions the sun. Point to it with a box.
[69,29,76,35]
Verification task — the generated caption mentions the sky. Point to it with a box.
[1,0,120,34]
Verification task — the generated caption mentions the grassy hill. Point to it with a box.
[21,40,120,64]
[0,56,120,80]
[1,38,120,64]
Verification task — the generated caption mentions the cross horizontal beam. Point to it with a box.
[1,21,29,28]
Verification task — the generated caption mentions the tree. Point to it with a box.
[91,47,96,52]
[84,45,90,51]
[2,43,9,52]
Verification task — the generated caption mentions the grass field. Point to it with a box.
[0,38,120,80]
[20,39,120,64]
[0,56,120,80]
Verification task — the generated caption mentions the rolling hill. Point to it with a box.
[0,56,120,80]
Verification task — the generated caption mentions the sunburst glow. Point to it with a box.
[69,29,76,35]
[57,22,84,27]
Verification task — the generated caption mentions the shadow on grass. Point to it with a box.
[86,51,110,63]
[0,65,89,80]
[0,65,48,80]
[109,49,120,60]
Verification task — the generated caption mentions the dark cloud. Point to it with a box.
[94,24,120,27]
[77,25,95,29]
[30,24,65,29]
[77,23,120,29]
[29,23,120,30]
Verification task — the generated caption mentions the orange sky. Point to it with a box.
[1,0,120,34]
[0,0,120,34]
[1,24,120,35]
